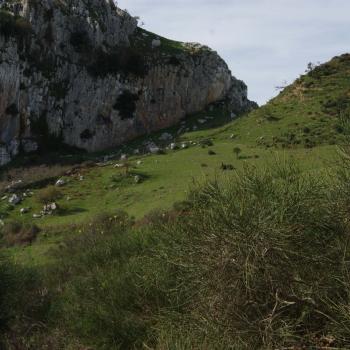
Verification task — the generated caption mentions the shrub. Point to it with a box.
[36,185,62,204]
[1,221,40,246]
[0,254,46,348]
[113,91,139,120]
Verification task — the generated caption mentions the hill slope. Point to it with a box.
[0,53,349,265]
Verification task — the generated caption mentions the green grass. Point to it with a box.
[0,54,349,267]
[1,53,350,348]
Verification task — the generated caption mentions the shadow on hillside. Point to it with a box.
[58,207,87,217]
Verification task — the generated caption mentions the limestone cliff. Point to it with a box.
[0,0,256,165]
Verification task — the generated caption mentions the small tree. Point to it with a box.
[233,147,242,159]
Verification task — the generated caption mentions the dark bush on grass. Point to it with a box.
[151,161,350,348]
[0,255,45,348]
[36,185,62,204]
[2,221,40,246]
[8,159,350,349]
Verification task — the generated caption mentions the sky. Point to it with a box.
[117,0,349,105]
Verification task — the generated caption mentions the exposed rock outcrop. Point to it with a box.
[0,0,256,165]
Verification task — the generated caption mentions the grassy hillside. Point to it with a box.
[0,54,349,265]
[1,53,350,349]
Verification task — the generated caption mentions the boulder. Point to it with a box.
[9,194,21,205]
[159,132,173,141]
[152,39,161,48]
[170,143,178,150]
[181,143,189,149]
[55,179,66,187]
[134,175,142,184]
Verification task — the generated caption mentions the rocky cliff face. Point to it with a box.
[0,0,256,165]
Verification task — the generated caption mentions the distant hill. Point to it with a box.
[228,53,350,149]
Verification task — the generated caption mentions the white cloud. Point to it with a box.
[117,0,350,104]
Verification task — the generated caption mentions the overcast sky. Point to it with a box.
[117,0,349,105]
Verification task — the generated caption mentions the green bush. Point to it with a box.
[36,185,62,204]
[6,159,350,348]
[2,221,40,247]
[0,255,44,348]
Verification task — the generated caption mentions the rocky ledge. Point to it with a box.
[0,0,256,165]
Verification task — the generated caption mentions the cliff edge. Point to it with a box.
[0,0,256,165]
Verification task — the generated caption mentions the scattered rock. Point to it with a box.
[149,146,161,154]
[151,39,161,48]
[114,163,124,168]
[42,202,59,215]
[159,132,173,141]
[55,179,66,187]
[9,194,21,205]
[170,143,178,150]
[136,160,142,165]
[33,214,42,219]
[79,175,84,181]
[181,143,189,149]
[120,154,128,161]
[20,207,30,214]
[6,180,23,192]
[134,175,142,184]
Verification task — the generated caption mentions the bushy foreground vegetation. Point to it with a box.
[2,154,350,349]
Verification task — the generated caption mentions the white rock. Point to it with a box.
[150,146,160,154]
[1,195,8,201]
[159,132,173,141]
[79,175,84,181]
[33,214,42,219]
[0,219,4,227]
[170,143,177,150]
[136,160,142,165]
[55,179,66,187]
[120,154,128,161]
[20,207,30,214]
[9,194,21,205]
[151,39,161,48]
[134,175,141,184]
[181,143,189,149]
[6,180,23,191]
[114,163,124,168]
